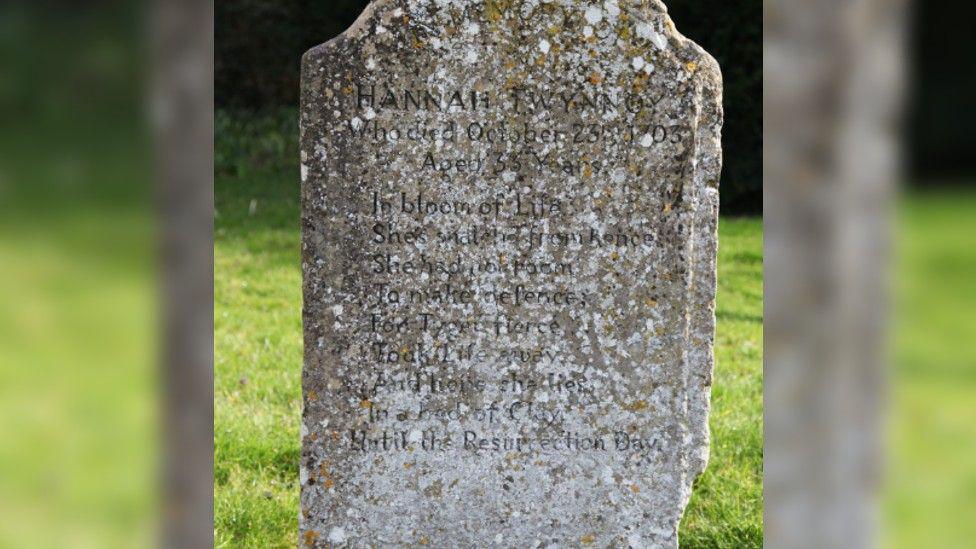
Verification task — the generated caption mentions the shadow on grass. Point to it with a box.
[716,310,763,324]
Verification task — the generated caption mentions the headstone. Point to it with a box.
[300,1,721,546]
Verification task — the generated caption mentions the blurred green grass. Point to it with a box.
[0,214,155,548]
[0,104,154,549]
[886,191,976,549]
[213,109,764,547]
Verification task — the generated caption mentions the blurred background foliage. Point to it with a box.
[909,1,976,182]
[215,0,763,214]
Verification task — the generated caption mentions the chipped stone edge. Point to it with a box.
[680,40,723,516]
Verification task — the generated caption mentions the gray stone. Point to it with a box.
[299,1,721,546]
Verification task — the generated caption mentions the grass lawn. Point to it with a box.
[214,110,764,547]
[885,191,976,549]
[0,136,155,546]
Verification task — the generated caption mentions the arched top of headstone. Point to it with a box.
[305,1,719,97]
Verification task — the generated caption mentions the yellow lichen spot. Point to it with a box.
[610,251,619,261]
[413,37,425,49]
[663,202,672,214]
[485,0,505,22]
[499,254,507,264]
[404,462,414,469]
[589,73,603,85]
[307,390,318,401]
[536,55,547,66]
[360,398,372,409]
[419,536,430,545]
[581,533,596,544]
[644,297,657,307]
[686,60,698,73]
[626,400,648,411]
[582,165,593,178]
[303,530,319,547]
[341,86,353,95]
[323,477,334,489]
[630,484,640,493]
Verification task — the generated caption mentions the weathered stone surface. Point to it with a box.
[300,1,721,546]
